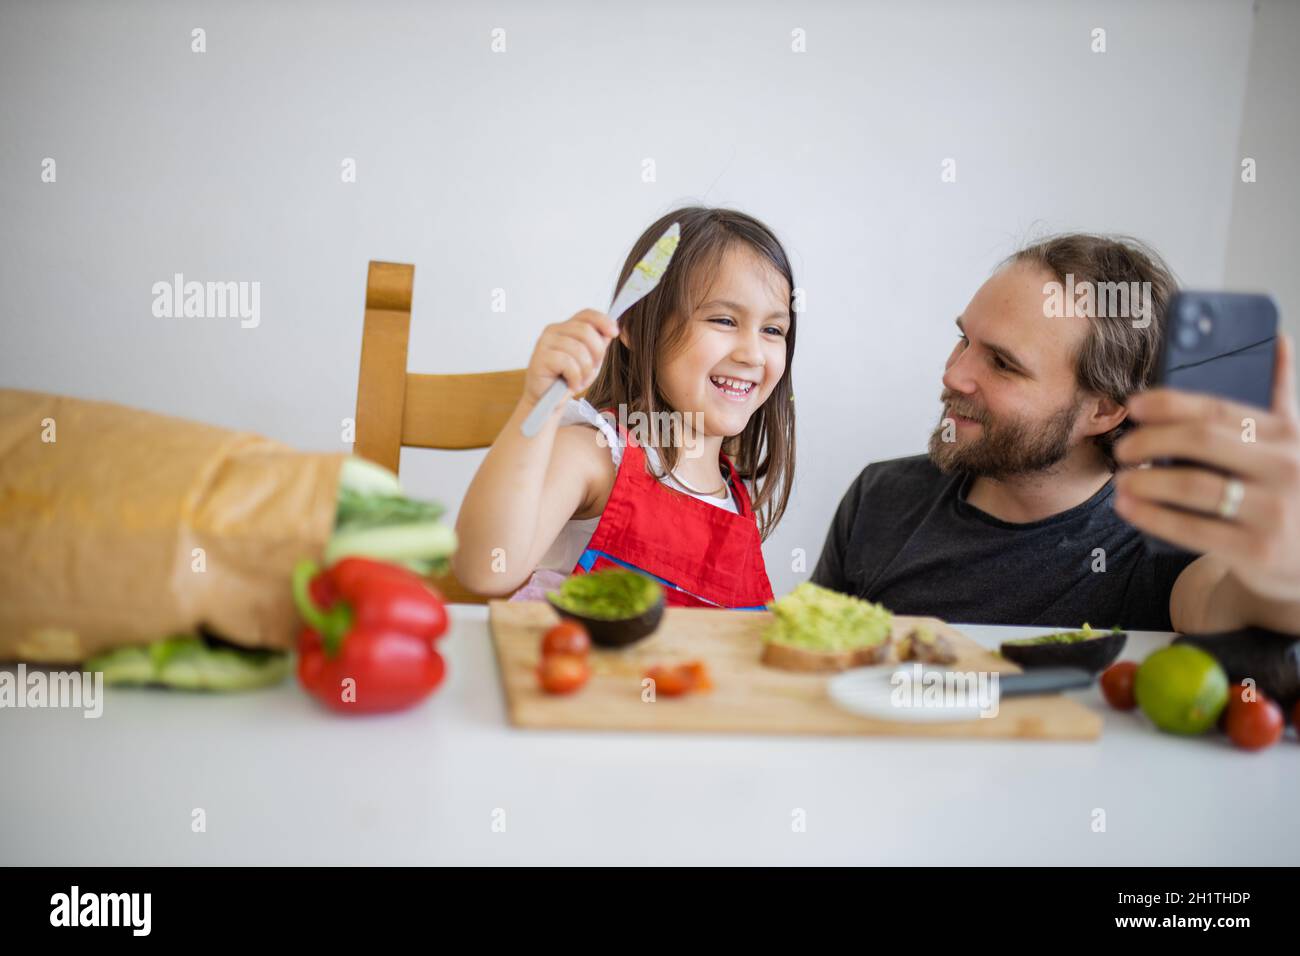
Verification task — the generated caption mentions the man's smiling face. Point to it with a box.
[929,261,1097,478]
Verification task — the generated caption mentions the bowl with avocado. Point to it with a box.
[547,568,665,648]
[999,623,1127,674]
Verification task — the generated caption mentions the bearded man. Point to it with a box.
[812,234,1300,633]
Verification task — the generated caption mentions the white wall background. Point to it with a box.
[1226,0,1300,348]
[1,0,1292,596]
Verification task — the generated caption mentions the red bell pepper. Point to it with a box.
[292,556,448,714]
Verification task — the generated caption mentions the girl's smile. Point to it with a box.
[708,373,759,401]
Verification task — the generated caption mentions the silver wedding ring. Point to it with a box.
[1217,476,1246,520]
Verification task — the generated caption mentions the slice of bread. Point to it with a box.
[761,637,892,673]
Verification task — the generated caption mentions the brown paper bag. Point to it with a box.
[0,389,346,662]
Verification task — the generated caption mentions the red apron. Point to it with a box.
[570,415,773,609]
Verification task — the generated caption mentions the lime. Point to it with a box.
[1134,644,1229,735]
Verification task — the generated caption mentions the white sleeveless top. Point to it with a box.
[537,399,740,574]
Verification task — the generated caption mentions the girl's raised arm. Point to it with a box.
[452,310,618,595]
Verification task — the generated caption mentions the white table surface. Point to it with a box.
[2,606,1296,866]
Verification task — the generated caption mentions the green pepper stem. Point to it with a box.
[292,559,333,634]
[291,559,352,657]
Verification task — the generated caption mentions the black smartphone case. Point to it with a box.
[1152,291,1278,403]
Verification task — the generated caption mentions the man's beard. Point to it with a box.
[927,390,1082,479]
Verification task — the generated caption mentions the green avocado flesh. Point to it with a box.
[1002,624,1120,647]
[550,569,662,620]
[764,583,893,651]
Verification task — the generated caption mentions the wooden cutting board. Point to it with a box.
[488,601,1102,740]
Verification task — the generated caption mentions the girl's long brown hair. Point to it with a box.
[585,207,797,541]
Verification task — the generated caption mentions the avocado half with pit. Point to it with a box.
[999,626,1127,674]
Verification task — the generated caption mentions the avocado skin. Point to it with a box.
[999,631,1127,675]
[1173,628,1300,710]
[547,591,665,648]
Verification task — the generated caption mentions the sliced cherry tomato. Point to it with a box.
[541,621,590,658]
[1225,693,1284,751]
[538,653,590,695]
[644,660,711,697]
[1099,661,1138,711]
[684,660,713,693]
[645,665,693,697]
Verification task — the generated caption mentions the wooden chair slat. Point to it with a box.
[401,370,527,449]
[353,262,415,474]
[354,260,529,604]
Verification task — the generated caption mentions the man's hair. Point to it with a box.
[1004,233,1179,470]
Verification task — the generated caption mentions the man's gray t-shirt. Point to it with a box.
[810,455,1195,630]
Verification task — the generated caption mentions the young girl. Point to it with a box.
[453,206,797,609]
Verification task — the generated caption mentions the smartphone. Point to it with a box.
[1140,290,1278,552]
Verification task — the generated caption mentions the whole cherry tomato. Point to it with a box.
[538,653,590,695]
[1225,693,1284,751]
[1220,683,1255,729]
[1100,661,1138,711]
[541,621,591,658]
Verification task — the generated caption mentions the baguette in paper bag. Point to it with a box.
[0,389,346,663]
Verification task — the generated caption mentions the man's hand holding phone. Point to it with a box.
[1114,334,1300,604]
